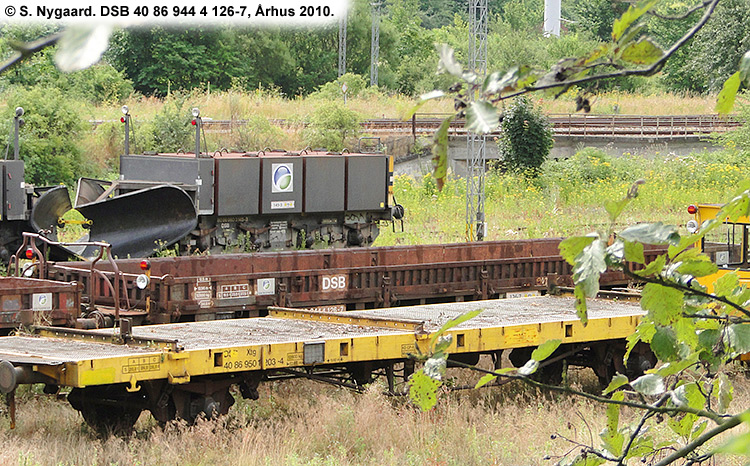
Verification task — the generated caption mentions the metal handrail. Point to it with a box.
[11,232,125,321]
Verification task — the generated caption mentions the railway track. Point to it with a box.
[91,114,742,140]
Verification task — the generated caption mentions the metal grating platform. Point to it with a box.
[0,296,643,363]
[0,335,158,363]
[347,296,642,331]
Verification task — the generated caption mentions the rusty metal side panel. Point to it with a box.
[0,277,81,329]
[44,241,669,323]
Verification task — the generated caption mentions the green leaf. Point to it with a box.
[670,382,705,409]
[691,419,708,442]
[611,0,658,41]
[715,71,741,116]
[667,412,697,439]
[740,50,750,86]
[697,328,721,357]
[584,43,611,64]
[716,431,750,455]
[620,38,663,65]
[601,391,625,456]
[430,309,482,347]
[623,240,645,265]
[531,339,562,362]
[568,454,606,466]
[654,355,698,378]
[483,65,531,94]
[405,91,446,119]
[630,373,664,396]
[559,236,596,266]
[55,25,113,72]
[634,254,667,278]
[641,283,683,326]
[474,367,514,388]
[602,374,629,395]
[436,44,463,77]
[626,321,656,360]
[651,326,679,361]
[573,238,607,297]
[723,187,750,222]
[574,285,589,326]
[433,335,453,354]
[618,222,679,246]
[714,273,739,297]
[672,317,699,352]
[475,373,497,388]
[725,324,750,353]
[675,258,718,278]
[407,370,441,411]
[431,116,454,190]
[465,101,499,134]
[518,359,539,376]
[715,373,733,414]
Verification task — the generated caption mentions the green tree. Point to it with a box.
[681,0,750,92]
[564,0,629,42]
[107,27,238,95]
[498,96,553,174]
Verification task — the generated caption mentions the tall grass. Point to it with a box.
[1,367,748,465]
[377,147,750,246]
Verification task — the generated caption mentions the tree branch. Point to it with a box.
[648,0,712,20]
[447,360,728,424]
[651,409,747,466]
[500,0,720,100]
[0,34,61,76]
[620,266,750,319]
[616,395,668,465]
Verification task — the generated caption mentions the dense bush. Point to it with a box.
[714,97,750,153]
[310,73,377,101]
[0,87,88,186]
[547,147,621,183]
[226,115,286,152]
[498,96,554,175]
[149,96,195,153]
[302,102,362,151]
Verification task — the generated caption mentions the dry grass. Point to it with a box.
[87,90,723,123]
[1,367,749,466]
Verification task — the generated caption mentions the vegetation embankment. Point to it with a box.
[0,86,730,185]
[377,145,750,246]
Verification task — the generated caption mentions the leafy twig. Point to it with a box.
[501,0,720,100]
[0,34,61,75]
[652,410,747,466]
[446,359,728,424]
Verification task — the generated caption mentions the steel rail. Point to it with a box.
[90,114,742,139]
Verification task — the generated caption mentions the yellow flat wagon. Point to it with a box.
[0,296,649,434]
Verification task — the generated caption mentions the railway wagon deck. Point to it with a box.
[0,296,647,433]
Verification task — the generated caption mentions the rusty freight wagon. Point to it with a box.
[33,235,665,325]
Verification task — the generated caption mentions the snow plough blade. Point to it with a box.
[75,185,198,259]
[30,185,72,238]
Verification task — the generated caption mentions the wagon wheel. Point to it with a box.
[68,386,144,436]
[509,347,565,385]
